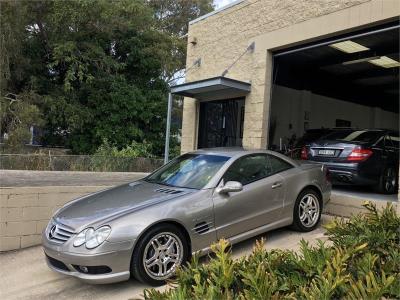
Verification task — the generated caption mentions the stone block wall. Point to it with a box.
[0,186,107,251]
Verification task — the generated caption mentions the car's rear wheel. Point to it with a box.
[292,189,321,232]
[131,224,189,286]
[376,166,398,194]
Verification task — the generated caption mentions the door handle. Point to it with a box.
[272,182,282,189]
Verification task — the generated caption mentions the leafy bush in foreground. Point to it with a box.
[143,202,400,299]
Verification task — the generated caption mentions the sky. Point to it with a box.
[214,0,236,9]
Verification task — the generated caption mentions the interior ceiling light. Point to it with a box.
[369,56,400,68]
[329,40,369,53]
[342,56,380,65]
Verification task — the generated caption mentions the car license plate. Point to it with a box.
[318,149,335,156]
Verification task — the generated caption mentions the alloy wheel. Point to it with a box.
[299,194,320,228]
[383,168,396,193]
[142,232,183,280]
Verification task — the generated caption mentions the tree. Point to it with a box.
[0,1,44,149]
[0,0,213,155]
[0,92,44,149]
[147,0,214,82]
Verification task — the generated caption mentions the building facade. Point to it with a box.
[178,0,399,153]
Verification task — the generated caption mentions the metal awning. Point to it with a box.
[170,76,251,101]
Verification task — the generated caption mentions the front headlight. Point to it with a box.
[73,228,89,247]
[73,226,111,249]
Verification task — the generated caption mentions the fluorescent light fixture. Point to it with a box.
[342,56,380,65]
[369,56,400,68]
[329,40,369,53]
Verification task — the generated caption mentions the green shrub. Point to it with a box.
[94,139,154,158]
[143,202,400,300]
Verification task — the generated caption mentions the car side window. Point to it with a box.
[223,154,272,185]
[387,134,400,150]
[268,155,293,174]
[375,134,400,150]
[374,136,385,148]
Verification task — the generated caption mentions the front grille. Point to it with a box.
[47,221,75,244]
[46,254,69,271]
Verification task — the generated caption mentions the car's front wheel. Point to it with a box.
[292,189,321,232]
[131,224,189,286]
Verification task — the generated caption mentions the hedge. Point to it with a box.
[143,202,400,299]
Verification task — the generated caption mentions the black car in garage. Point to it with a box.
[285,128,335,159]
[301,129,399,194]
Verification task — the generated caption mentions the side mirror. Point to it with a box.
[216,181,243,194]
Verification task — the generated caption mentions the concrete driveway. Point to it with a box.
[0,216,331,300]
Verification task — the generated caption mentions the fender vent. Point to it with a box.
[155,188,183,195]
[193,221,212,234]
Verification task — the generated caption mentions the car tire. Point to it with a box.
[130,223,189,286]
[291,189,322,232]
[376,166,398,195]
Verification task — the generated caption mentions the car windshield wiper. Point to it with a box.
[145,178,175,187]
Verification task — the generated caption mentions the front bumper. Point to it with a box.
[43,233,135,284]
[43,246,132,284]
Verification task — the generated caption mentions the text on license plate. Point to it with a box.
[318,149,335,155]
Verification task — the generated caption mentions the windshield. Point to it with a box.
[145,154,230,189]
[322,130,382,143]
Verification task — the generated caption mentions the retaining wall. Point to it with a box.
[0,186,108,251]
[1,184,398,252]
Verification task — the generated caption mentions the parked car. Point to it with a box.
[301,129,399,194]
[43,148,331,285]
[285,128,335,159]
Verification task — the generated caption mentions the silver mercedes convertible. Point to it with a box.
[42,148,331,285]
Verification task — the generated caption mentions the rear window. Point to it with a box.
[268,155,293,174]
[322,130,382,143]
[296,129,332,146]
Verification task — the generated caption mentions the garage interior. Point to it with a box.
[269,21,399,199]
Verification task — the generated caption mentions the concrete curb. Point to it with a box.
[325,192,399,218]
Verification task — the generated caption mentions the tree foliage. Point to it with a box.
[0,0,213,154]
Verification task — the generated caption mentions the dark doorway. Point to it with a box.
[198,98,245,149]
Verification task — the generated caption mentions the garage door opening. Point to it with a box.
[269,21,399,198]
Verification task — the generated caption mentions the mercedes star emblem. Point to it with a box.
[49,225,57,239]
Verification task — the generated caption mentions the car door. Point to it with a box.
[212,154,287,240]
[386,132,400,164]
[372,133,397,177]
